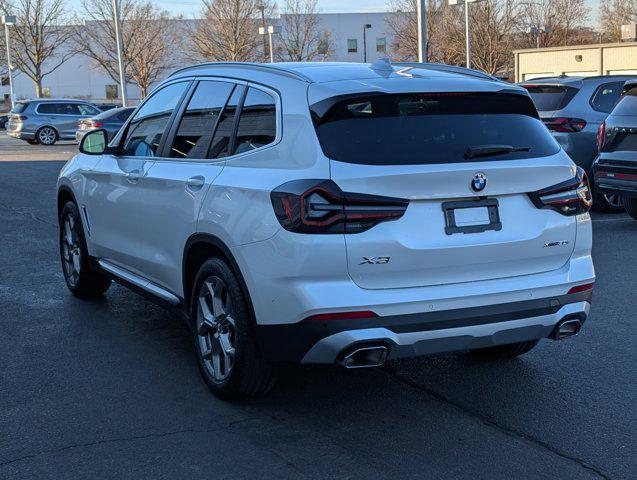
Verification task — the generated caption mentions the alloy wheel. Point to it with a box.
[196,276,236,382]
[61,214,81,287]
[38,127,57,145]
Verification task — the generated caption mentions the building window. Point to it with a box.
[376,37,387,53]
[347,38,357,53]
[105,84,119,100]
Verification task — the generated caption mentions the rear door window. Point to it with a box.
[590,82,624,113]
[169,80,234,159]
[311,92,560,165]
[233,87,277,155]
[121,81,189,157]
[208,85,244,159]
[37,103,60,114]
[522,85,578,111]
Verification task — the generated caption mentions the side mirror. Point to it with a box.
[79,129,108,155]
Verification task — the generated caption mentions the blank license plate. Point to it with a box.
[453,207,491,227]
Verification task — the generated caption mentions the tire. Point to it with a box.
[468,340,539,360]
[191,257,275,400]
[59,201,111,297]
[593,189,624,213]
[36,126,59,145]
[624,197,637,220]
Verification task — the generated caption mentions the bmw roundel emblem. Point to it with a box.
[471,173,487,192]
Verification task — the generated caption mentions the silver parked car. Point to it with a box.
[519,75,637,211]
[75,107,135,144]
[7,99,102,145]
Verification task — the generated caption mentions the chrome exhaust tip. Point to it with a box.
[339,345,389,369]
[550,318,582,340]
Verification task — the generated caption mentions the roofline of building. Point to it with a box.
[513,41,637,54]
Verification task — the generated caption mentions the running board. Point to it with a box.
[98,260,180,305]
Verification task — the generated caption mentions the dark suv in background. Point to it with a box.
[594,81,637,220]
[520,75,637,211]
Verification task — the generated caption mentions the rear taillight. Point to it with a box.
[270,179,409,234]
[543,117,587,133]
[13,115,28,121]
[92,122,104,128]
[597,121,606,151]
[528,167,592,216]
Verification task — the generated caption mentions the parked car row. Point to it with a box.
[519,74,637,212]
[5,99,129,145]
[593,80,637,220]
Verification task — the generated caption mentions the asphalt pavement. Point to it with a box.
[0,137,635,479]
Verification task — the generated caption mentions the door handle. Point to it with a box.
[125,170,141,184]
[186,176,205,190]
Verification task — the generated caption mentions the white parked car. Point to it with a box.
[57,61,595,398]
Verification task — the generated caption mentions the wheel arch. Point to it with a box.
[183,234,257,327]
[57,185,77,220]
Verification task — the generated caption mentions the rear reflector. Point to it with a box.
[304,311,378,322]
[567,283,594,295]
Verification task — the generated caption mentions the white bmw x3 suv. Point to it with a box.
[57,61,595,398]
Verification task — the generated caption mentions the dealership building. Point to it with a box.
[514,41,637,82]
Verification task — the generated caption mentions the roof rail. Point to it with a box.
[393,62,500,82]
[168,62,313,83]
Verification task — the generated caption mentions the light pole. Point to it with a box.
[417,0,427,62]
[362,24,371,63]
[258,25,281,63]
[2,15,16,109]
[112,0,128,106]
[527,25,552,49]
[448,0,485,69]
[257,4,268,63]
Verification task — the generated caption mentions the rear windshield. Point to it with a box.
[94,107,134,121]
[610,86,637,116]
[522,85,578,111]
[311,92,560,165]
[10,103,29,114]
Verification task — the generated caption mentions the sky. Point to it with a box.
[70,0,604,22]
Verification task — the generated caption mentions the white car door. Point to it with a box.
[86,81,191,274]
[135,80,243,295]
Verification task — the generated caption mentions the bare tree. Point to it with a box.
[187,0,275,62]
[72,0,179,98]
[385,0,446,62]
[600,0,637,41]
[277,0,333,61]
[516,0,590,48]
[1,0,73,97]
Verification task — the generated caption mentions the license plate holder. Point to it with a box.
[442,198,502,235]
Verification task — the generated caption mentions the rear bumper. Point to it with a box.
[7,130,35,141]
[256,291,591,363]
[593,156,637,198]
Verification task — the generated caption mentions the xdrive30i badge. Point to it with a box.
[471,173,487,192]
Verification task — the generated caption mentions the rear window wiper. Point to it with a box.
[464,144,531,159]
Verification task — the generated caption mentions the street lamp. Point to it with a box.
[258,25,281,63]
[527,25,552,49]
[2,15,16,109]
[112,0,128,106]
[362,24,372,63]
[417,0,427,62]
[448,0,485,69]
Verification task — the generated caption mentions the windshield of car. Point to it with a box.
[521,85,579,111]
[310,92,560,165]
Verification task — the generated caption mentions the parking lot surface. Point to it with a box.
[1,140,635,479]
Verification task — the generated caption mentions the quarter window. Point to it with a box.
[208,85,244,159]
[170,81,234,159]
[121,82,188,157]
[233,88,277,155]
[590,82,625,113]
